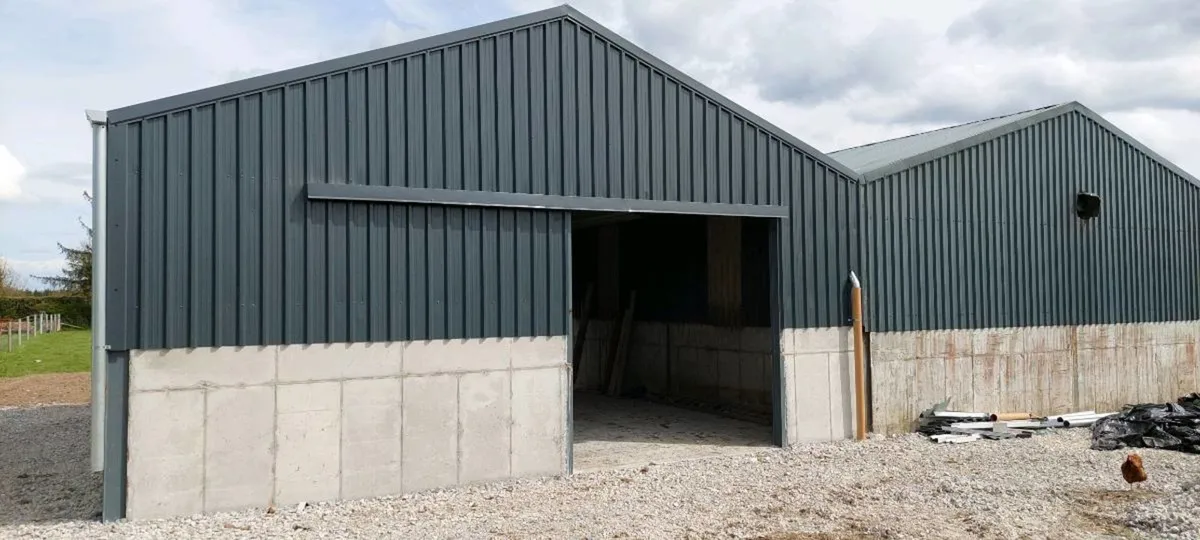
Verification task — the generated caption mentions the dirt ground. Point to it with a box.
[573,392,774,472]
[0,373,90,408]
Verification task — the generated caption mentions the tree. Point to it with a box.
[0,256,26,295]
[35,190,93,296]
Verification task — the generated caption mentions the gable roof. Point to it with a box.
[104,4,860,179]
[829,101,1200,186]
[829,104,1062,175]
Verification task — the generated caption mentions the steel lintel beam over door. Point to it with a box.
[306,184,790,218]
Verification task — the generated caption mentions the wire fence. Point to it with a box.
[1,313,63,353]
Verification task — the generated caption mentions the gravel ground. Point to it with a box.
[2,404,1199,540]
[0,373,89,408]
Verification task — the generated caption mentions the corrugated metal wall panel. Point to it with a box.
[863,110,1200,332]
[105,16,857,349]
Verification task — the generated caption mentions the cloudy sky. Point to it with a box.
[2,0,1198,287]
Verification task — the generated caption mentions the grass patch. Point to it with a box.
[0,330,92,377]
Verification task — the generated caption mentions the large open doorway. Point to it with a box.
[569,212,779,473]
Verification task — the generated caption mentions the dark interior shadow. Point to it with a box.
[0,404,101,525]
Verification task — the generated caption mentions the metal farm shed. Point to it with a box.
[87,4,864,522]
[830,101,1200,435]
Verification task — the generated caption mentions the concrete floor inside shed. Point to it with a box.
[571,392,773,474]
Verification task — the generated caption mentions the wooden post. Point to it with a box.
[850,272,868,441]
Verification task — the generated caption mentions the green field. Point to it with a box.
[0,330,92,377]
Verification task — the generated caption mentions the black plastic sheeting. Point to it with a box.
[1090,394,1200,454]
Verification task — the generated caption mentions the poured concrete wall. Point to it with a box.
[780,327,858,444]
[869,322,1200,435]
[124,337,568,520]
[573,321,773,414]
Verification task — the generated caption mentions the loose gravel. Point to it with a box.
[2,403,1199,540]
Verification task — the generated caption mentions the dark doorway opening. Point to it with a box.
[568,212,778,472]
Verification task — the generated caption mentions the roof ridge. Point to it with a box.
[830,102,1067,156]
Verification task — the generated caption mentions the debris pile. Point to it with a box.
[917,399,1116,444]
[1091,393,1200,454]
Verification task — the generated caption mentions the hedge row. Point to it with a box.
[0,296,91,327]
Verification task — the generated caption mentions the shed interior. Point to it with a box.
[569,212,776,472]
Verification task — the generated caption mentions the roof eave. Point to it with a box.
[559,6,862,180]
[106,5,574,124]
[855,101,1200,187]
[856,103,1073,183]
[1065,102,1200,186]
[105,4,861,180]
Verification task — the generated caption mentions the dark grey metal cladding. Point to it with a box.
[101,350,129,522]
[102,9,859,350]
[861,109,1200,332]
[105,112,570,349]
[781,161,860,329]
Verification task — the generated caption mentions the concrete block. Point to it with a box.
[738,353,768,406]
[275,382,341,505]
[511,367,565,477]
[1117,325,1153,349]
[631,321,667,346]
[944,356,975,413]
[797,327,851,354]
[868,358,916,435]
[717,350,740,403]
[1076,347,1113,412]
[971,328,1016,356]
[866,332,915,363]
[970,354,1001,414]
[204,386,275,513]
[1169,342,1199,400]
[277,342,402,382]
[126,390,205,520]
[130,346,276,392]
[915,330,972,360]
[405,339,510,374]
[778,328,795,355]
[693,349,721,400]
[828,351,854,440]
[631,344,668,395]
[781,354,799,443]
[788,353,832,442]
[1078,324,1119,350]
[402,374,459,492]
[677,323,713,349]
[341,378,403,500]
[998,355,1029,413]
[912,356,948,414]
[458,371,512,484]
[510,336,567,369]
[709,325,741,351]
[1024,326,1072,353]
[740,326,773,354]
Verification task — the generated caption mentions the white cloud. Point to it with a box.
[519,0,1200,176]
[0,145,24,200]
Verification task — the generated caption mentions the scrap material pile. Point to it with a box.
[918,394,1200,452]
[918,401,1114,444]
[1091,393,1200,454]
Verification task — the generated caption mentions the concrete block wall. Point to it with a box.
[125,337,568,520]
[572,320,773,413]
[869,321,1200,435]
[779,327,858,444]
